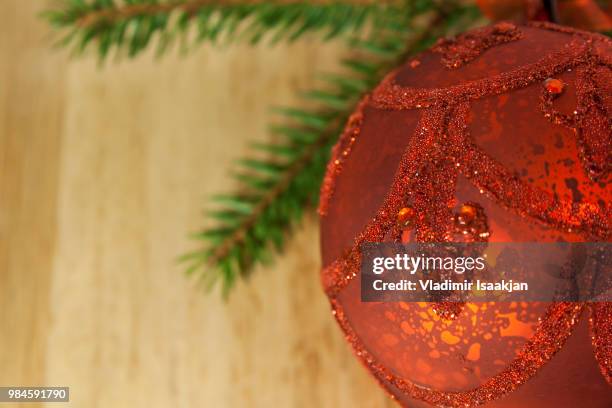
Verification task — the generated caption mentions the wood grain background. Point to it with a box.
[0,1,394,407]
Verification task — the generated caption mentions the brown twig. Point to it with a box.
[207,124,336,265]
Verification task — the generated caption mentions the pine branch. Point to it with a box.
[183,2,482,296]
[75,0,399,27]
[44,0,411,59]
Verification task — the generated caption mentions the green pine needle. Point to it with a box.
[43,0,415,60]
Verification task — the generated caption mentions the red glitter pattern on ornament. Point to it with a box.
[323,106,449,297]
[459,135,610,238]
[540,65,611,183]
[590,303,612,384]
[331,297,583,408]
[319,22,611,407]
[574,66,611,183]
[372,39,589,111]
[433,22,523,69]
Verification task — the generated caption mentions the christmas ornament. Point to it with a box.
[319,22,611,407]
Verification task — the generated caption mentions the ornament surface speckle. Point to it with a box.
[544,77,565,94]
[397,206,416,227]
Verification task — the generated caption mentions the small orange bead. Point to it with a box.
[397,206,415,226]
[544,78,564,95]
[457,204,477,226]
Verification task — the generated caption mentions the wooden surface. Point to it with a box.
[0,1,393,407]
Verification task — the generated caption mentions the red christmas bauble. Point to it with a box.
[319,22,611,407]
